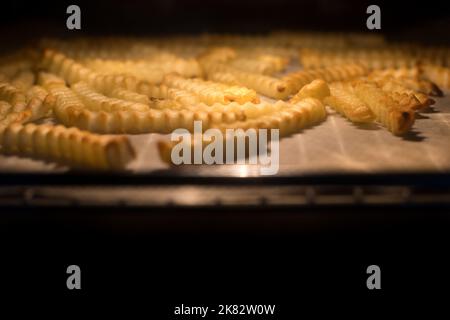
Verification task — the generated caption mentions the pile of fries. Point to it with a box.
[0,33,448,170]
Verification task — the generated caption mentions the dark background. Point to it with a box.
[1,0,450,39]
[2,204,450,316]
[1,0,450,316]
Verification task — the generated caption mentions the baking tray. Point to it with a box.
[1,64,450,179]
[1,100,450,206]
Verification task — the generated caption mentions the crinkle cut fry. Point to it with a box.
[38,76,86,125]
[25,85,52,122]
[368,68,443,97]
[109,87,150,104]
[137,82,200,106]
[72,82,150,112]
[0,123,135,170]
[48,89,246,134]
[45,39,203,73]
[227,57,280,75]
[164,100,297,119]
[82,57,202,84]
[324,82,375,123]
[0,101,11,117]
[0,109,33,127]
[236,47,294,62]
[197,47,237,63]
[353,81,415,135]
[40,38,171,60]
[282,64,368,93]
[213,98,327,137]
[0,82,51,126]
[40,49,148,93]
[42,79,246,133]
[0,81,28,125]
[289,79,330,104]
[207,72,241,86]
[299,48,420,69]
[299,45,450,69]
[423,65,450,90]
[387,91,422,111]
[145,98,321,121]
[369,67,421,80]
[83,59,167,84]
[200,60,291,99]
[162,73,259,105]
[158,98,327,164]
[376,80,432,110]
[11,70,35,91]
[64,107,247,134]
[0,82,27,112]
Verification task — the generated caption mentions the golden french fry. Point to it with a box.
[0,110,32,127]
[82,57,201,84]
[0,123,135,170]
[207,72,240,86]
[11,70,35,91]
[299,48,419,69]
[162,73,259,105]
[423,64,450,90]
[387,91,422,112]
[72,82,150,112]
[137,83,201,106]
[197,47,237,63]
[109,88,150,105]
[200,60,290,99]
[0,101,11,118]
[289,79,330,103]
[227,57,280,75]
[353,81,415,135]
[282,64,368,93]
[324,83,375,123]
[367,67,421,80]
[42,79,246,133]
[384,87,428,111]
[40,49,146,93]
[213,98,327,137]
[371,78,434,110]
[26,86,50,120]
[0,82,27,112]
[369,68,442,96]
[0,81,51,126]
